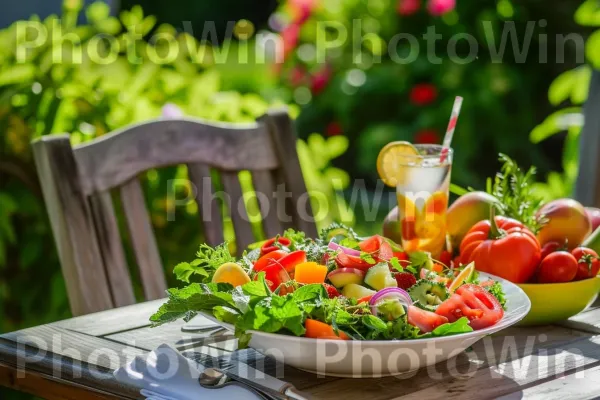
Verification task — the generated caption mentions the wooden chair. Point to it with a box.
[31,108,317,316]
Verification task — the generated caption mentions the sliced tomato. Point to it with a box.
[378,240,393,261]
[358,235,393,262]
[335,252,373,272]
[359,235,382,253]
[435,284,503,330]
[254,250,287,272]
[357,295,373,304]
[407,305,448,333]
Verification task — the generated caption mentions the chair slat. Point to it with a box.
[187,163,225,246]
[252,170,282,238]
[261,110,318,238]
[119,179,167,300]
[220,171,255,255]
[88,192,136,307]
[31,135,114,315]
[73,119,279,196]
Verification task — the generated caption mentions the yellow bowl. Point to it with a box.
[517,276,600,325]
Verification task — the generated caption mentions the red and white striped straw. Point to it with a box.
[440,96,463,162]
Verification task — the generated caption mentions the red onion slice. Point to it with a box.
[369,287,413,316]
[328,240,361,257]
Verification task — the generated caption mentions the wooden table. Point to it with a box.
[2,300,600,400]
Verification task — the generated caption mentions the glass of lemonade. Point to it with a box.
[380,143,453,258]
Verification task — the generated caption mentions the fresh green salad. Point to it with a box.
[151,224,506,347]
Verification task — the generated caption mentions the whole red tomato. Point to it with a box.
[540,241,562,260]
[572,247,600,280]
[536,251,578,283]
[460,214,541,283]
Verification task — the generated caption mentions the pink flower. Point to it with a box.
[397,0,421,16]
[325,121,343,136]
[289,67,307,87]
[409,83,438,106]
[290,0,315,24]
[281,24,300,59]
[311,66,332,95]
[427,0,455,16]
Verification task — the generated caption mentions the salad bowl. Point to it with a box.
[200,272,530,377]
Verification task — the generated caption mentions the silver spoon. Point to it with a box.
[199,368,278,400]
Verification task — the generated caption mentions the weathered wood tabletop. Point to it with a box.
[1,299,600,400]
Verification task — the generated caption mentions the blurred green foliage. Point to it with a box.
[273,0,583,189]
[0,0,350,345]
[530,0,598,200]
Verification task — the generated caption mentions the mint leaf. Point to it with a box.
[390,257,403,273]
[172,242,236,283]
[293,284,327,303]
[421,317,473,338]
[338,237,360,249]
[173,262,208,283]
[360,251,377,265]
[242,280,270,297]
[361,314,388,332]
[214,306,239,324]
[409,251,433,270]
[150,283,235,326]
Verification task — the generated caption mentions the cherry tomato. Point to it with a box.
[435,284,504,330]
[254,250,286,272]
[572,247,600,280]
[540,241,562,260]
[460,214,541,283]
[536,251,578,283]
[260,237,292,256]
[407,305,448,333]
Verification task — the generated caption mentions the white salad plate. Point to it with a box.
[200,272,531,377]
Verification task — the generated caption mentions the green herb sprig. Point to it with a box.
[489,154,546,233]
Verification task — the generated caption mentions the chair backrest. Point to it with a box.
[32,108,317,316]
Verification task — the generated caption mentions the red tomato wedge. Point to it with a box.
[407,305,448,333]
[359,235,394,262]
[335,252,373,272]
[435,284,504,330]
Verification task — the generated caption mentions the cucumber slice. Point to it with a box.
[364,263,398,291]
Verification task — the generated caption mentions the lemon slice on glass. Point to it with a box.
[376,141,420,187]
[448,262,475,293]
